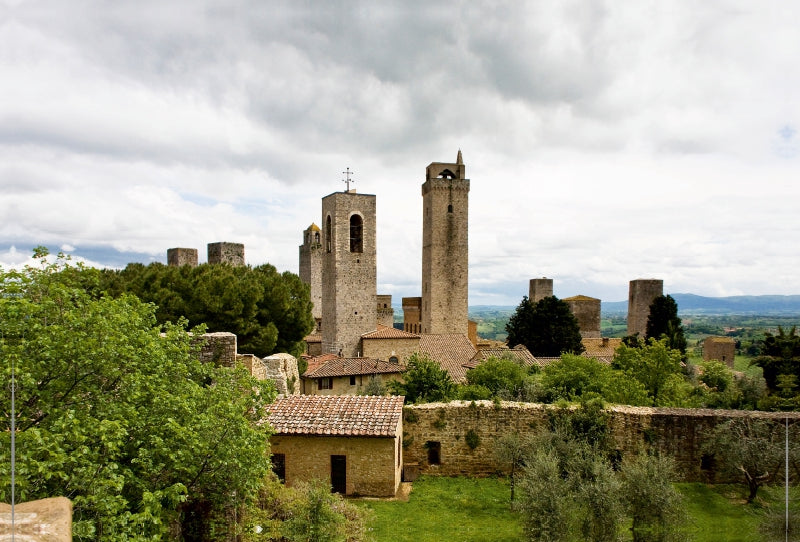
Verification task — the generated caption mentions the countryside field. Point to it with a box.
[356,476,799,542]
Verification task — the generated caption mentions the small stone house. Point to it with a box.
[267,395,404,497]
[301,356,403,395]
[703,336,736,368]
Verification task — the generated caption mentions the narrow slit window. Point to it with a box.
[350,215,363,253]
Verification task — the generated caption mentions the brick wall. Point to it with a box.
[402,401,800,481]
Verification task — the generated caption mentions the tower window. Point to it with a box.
[326,216,332,253]
[350,215,363,253]
[447,204,453,213]
[315,232,320,244]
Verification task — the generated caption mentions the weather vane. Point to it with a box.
[342,167,355,192]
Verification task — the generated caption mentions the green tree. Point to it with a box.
[389,353,455,404]
[1,253,276,539]
[99,261,314,357]
[701,418,796,503]
[621,454,685,542]
[506,296,584,357]
[539,354,650,406]
[465,356,528,399]
[751,326,800,395]
[613,339,684,405]
[645,295,687,354]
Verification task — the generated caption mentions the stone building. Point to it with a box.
[529,277,553,303]
[299,223,323,324]
[703,336,736,368]
[627,278,663,337]
[421,151,470,335]
[321,190,377,357]
[402,297,422,333]
[167,247,198,267]
[207,242,245,266]
[360,325,421,363]
[376,294,394,328]
[267,395,404,497]
[301,357,403,395]
[564,295,601,338]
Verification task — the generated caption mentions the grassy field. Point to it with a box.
[356,476,798,542]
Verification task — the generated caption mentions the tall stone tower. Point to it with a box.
[299,223,323,324]
[627,279,663,337]
[421,150,470,335]
[564,295,601,338]
[207,242,245,266]
[529,278,554,303]
[321,190,377,357]
[167,247,198,267]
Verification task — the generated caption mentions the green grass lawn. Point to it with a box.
[357,477,798,542]
[356,476,522,542]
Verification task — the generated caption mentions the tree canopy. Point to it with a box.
[506,296,584,357]
[389,353,455,404]
[99,261,314,358]
[751,326,800,396]
[612,338,684,406]
[1,253,276,539]
[645,294,687,354]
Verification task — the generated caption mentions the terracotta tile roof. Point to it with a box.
[563,294,600,302]
[464,345,536,370]
[361,324,420,339]
[304,333,322,343]
[418,333,477,383]
[267,395,404,437]
[305,353,339,374]
[304,357,403,378]
[581,338,622,364]
[531,356,562,368]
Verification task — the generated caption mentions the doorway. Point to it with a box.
[331,455,347,494]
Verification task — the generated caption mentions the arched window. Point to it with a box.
[315,232,320,244]
[326,216,332,253]
[350,215,363,253]
[389,356,399,364]
[447,204,453,213]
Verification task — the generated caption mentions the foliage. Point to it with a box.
[506,296,584,357]
[389,353,455,404]
[359,375,388,396]
[517,448,575,542]
[464,429,480,450]
[701,418,799,503]
[613,338,684,405]
[99,261,314,357]
[750,326,800,396]
[621,454,686,542]
[464,356,528,399]
[494,432,537,503]
[0,251,276,540]
[539,354,650,406]
[241,476,371,542]
[646,295,687,354]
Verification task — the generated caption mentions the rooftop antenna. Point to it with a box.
[342,168,355,192]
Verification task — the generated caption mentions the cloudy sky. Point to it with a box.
[2,1,799,305]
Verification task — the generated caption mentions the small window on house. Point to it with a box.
[272,453,286,482]
[325,216,332,253]
[389,356,399,363]
[318,378,333,390]
[426,441,441,465]
[349,215,363,253]
[350,375,356,386]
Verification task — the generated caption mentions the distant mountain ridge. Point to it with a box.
[599,294,800,315]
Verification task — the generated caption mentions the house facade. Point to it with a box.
[267,395,404,497]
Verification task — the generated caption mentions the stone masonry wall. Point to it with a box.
[402,402,800,481]
[704,337,737,368]
[627,279,663,337]
[207,242,245,266]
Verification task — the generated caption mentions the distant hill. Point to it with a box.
[599,294,800,315]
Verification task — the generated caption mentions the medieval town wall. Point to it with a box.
[402,402,800,481]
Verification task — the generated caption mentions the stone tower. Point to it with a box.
[529,277,554,303]
[299,223,323,323]
[627,279,663,337]
[207,242,245,266]
[167,247,198,267]
[421,150,470,335]
[321,190,377,357]
[564,295,601,338]
[402,297,422,334]
[376,294,394,328]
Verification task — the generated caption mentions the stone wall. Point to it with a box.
[564,295,601,338]
[207,242,245,266]
[402,401,800,481]
[361,336,420,363]
[529,278,553,303]
[270,432,402,497]
[198,332,238,366]
[261,353,301,395]
[167,247,198,267]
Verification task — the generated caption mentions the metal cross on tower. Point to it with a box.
[342,167,355,191]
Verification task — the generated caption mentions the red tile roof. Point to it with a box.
[267,395,404,437]
[305,353,339,374]
[418,333,477,383]
[304,357,403,378]
[361,324,420,339]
